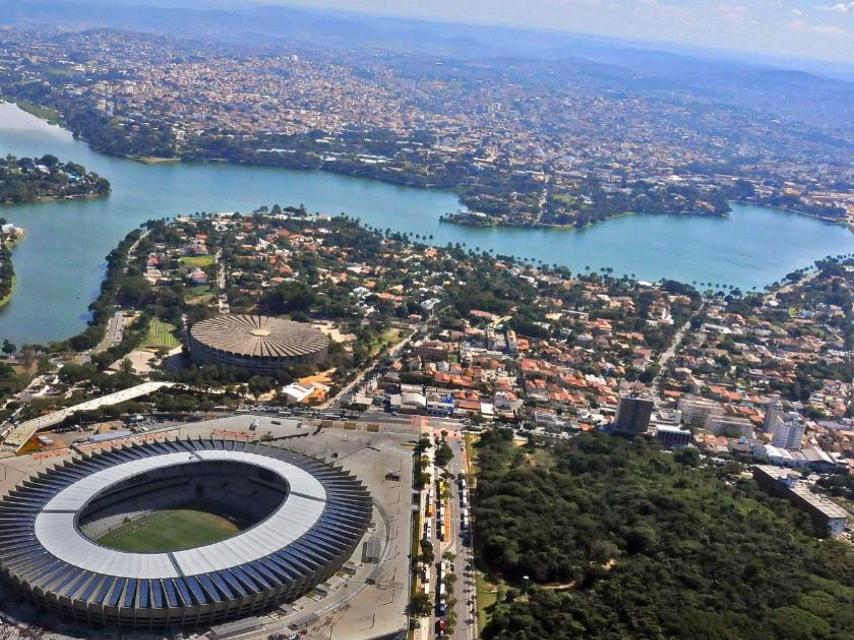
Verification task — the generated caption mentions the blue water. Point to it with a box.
[0,102,851,345]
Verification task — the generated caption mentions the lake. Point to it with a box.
[0,102,851,345]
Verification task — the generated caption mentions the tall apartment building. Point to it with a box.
[613,392,654,435]
[771,412,806,451]
[764,395,783,433]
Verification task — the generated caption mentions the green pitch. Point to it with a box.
[96,508,241,552]
[179,255,215,267]
[143,317,181,349]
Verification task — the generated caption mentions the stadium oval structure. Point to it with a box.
[0,439,372,630]
[189,314,330,375]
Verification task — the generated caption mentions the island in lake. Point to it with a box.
[0,154,110,204]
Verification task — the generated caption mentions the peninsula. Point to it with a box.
[0,154,110,204]
[0,234,14,308]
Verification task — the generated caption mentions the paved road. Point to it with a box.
[321,323,423,411]
[324,306,452,412]
[92,311,126,354]
[90,230,150,356]
[415,423,476,640]
[1,381,176,449]
[651,303,704,407]
[446,435,477,640]
[215,248,230,313]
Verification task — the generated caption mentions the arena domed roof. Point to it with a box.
[190,314,329,359]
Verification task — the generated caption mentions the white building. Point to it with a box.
[772,412,805,451]
[764,395,783,433]
[281,382,327,404]
[705,413,754,438]
[677,396,721,428]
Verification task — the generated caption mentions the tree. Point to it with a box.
[117,276,153,307]
[21,347,35,371]
[260,281,316,315]
[435,441,454,467]
[409,592,432,617]
[419,539,435,564]
[476,432,854,640]
[247,376,275,397]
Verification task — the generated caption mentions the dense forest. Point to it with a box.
[474,431,854,640]
[0,154,110,203]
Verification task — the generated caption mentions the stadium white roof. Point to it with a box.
[34,450,327,579]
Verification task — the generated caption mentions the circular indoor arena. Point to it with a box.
[188,314,330,375]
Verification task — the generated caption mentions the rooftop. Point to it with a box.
[33,448,327,578]
[190,314,329,359]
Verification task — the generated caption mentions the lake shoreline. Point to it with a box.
[0,276,17,309]
[12,100,64,127]
[11,99,849,235]
[440,209,732,231]
[113,152,854,235]
[0,191,111,206]
[0,101,852,345]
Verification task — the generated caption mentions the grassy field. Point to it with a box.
[187,284,212,297]
[14,100,63,125]
[180,255,215,267]
[185,285,215,305]
[463,433,480,485]
[551,192,577,206]
[369,327,407,357]
[97,509,240,552]
[476,573,500,634]
[143,318,181,349]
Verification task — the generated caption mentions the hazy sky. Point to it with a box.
[262,0,854,63]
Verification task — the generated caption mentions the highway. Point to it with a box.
[446,433,477,640]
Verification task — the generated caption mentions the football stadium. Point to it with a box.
[189,314,330,375]
[0,439,372,631]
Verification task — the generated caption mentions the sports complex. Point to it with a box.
[189,314,330,375]
[0,438,372,631]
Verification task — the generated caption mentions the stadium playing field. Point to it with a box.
[96,508,241,552]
